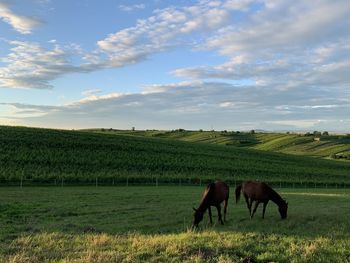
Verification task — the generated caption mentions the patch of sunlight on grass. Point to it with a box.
[283,192,347,197]
[4,231,350,262]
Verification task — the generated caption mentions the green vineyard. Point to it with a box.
[1,126,350,185]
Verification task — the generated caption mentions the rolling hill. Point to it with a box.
[1,126,350,185]
[88,129,350,160]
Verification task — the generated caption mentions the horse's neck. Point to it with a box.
[198,187,213,212]
[269,188,284,207]
[198,201,209,213]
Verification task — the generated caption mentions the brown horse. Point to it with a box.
[235,181,288,219]
[192,181,229,228]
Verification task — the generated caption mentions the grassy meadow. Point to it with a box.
[2,126,350,262]
[1,186,350,262]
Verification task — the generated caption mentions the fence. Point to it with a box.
[0,177,349,189]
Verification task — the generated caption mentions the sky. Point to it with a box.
[0,0,349,131]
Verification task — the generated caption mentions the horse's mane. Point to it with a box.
[203,182,215,198]
[198,182,216,211]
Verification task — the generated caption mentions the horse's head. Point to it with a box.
[191,207,203,229]
[278,200,288,219]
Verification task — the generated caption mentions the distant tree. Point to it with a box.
[313,131,321,137]
[199,129,203,132]
[286,131,290,134]
[322,131,329,136]
[250,129,255,134]
[101,128,105,132]
[132,127,135,131]
[304,132,312,136]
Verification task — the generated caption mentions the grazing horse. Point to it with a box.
[192,181,229,228]
[235,181,288,219]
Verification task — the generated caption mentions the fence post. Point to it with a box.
[61,178,64,187]
[126,177,129,187]
[179,178,181,186]
[156,177,158,187]
[20,177,23,188]
[96,177,98,187]
[199,178,202,187]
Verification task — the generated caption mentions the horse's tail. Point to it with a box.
[235,184,242,204]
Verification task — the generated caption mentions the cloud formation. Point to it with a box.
[0,0,253,89]
[0,41,86,89]
[4,80,350,131]
[1,0,350,131]
[0,2,42,34]
[173,0,350,107]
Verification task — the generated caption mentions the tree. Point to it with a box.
[313,130,321,136]
[322,131,329,136]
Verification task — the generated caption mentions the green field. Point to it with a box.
[1,186,350,262]
[1,126,350,185]
[90,129,350,160]
[2,126,350,262]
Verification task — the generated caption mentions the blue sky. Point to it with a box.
[0,0,350,131]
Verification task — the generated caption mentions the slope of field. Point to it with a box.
[1,186,350,262]
[91,129,350,160]
[1,126,350,184]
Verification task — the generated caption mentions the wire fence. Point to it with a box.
[0,177,349,189]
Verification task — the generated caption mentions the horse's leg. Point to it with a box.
[244,195,252,216]
[262,201,269,219]
[251,201,260,219]
[223,198,228,222]
[216,205,224,225]
[208,206,213,224]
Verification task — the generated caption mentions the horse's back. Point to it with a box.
[202,181,229,205]
[214,181,229,203]
[242,181,270,201]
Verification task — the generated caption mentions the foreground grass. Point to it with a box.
[6,230,349,263]
[1,187,350,262]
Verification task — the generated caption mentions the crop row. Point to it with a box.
[1,126,350,184]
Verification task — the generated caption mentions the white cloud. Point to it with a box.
[4,80,350,131]
[118,4,146,12]
[0,41,87,89]
[0,2,42,34]
[96,0,245,69]
[172,0,350,103]
[0,0,253,89]
[81,89,102,97]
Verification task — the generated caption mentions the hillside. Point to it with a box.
[1,126,350,185]
[88,129,350,160]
